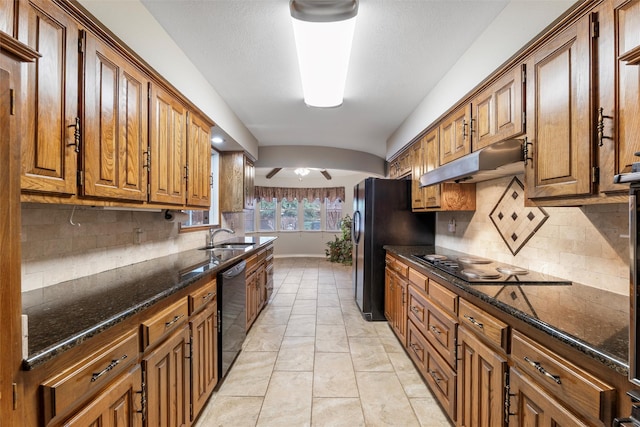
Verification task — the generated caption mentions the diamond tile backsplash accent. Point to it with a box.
[489,177,548,255]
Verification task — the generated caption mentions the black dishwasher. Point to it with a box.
[217,260,247,381]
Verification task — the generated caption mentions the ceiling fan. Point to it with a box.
[265,167,332,180]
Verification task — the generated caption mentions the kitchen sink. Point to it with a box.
[199,242,255,250]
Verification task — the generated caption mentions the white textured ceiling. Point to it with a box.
[140,0,510,162]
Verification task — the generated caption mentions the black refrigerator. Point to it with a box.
[352,178,436,321]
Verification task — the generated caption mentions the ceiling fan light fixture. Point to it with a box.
[290,0,358,108]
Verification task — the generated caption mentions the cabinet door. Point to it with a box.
[190,301,218,421]
[384,266,394,321]
[472,64,524,150]
[19,0,79,195]
[597,0,640,193]
[392,274,408,346]
[440,104,471,165]
[508,367,586,427]
[62,365,143,427]
[457,326,507,427]
[219,152,244,212]
[411,138,426,211]
[186,112,212,207]
[143,324,191,427]
[246,270,258,330]
[149,84,187,205]
[244,157,255,210]
[525,15,594,199]
[423,128,441,208]
[82,31,148,201]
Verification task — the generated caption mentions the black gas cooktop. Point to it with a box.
[411,248,571,285]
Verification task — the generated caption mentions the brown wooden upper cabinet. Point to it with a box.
[18,0,79,196]
[187,112,213,207]
[411,137,426,210]
[149,83,188,205]
[220,152,254,212]
[81,30,149,202]
[524,12,595,200]
[389,149,412,179]
[439,104,471,165]
[597,0,640,194]
[471,64,525,151]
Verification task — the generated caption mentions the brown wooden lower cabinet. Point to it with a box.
[190,300,218,421]
[60,364,143,427]
[508,367,587,427]
[456,325,508,427]
[143,324,191,427]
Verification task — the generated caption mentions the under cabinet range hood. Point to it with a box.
[419,139,525,187]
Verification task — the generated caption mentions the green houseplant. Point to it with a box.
[325,214,353,265]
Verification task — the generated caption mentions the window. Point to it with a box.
[325,198,343,231]
[281,199,299,230]
[303,198,321,230]
[259,198,277,231]
[248,197,343,233]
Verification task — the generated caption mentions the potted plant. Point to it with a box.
[325,214,353,265]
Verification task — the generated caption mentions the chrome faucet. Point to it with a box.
[209,227,235,247]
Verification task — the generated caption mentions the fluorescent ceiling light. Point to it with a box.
[290,0,358,108]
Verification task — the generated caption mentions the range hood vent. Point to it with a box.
[419,139,524,187]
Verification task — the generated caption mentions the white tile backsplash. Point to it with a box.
[436,175,629,295]
[20,204,243,292]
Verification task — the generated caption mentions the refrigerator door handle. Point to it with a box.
[353,210,361,244]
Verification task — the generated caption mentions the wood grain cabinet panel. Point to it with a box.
[411,137,427,211]
[511,330,614,425]
[61,364,143,427]
[440,104,471,165]
[82,31,149,202]
[19,0,79,196]
[459,299,509,352]
[186,112,212,207]
[41,330,139,424]
[525,13,594,199]
[149,83,187,205]
[0,0,15,36]
[471,64,524,151]
[189,300,218,422]
[456,325,507,427]
[597,0,640,193]
[141,298,189,350]
[219,151,246,212]
[244,157,255,210]
[143,324,191,427]
[508,367,587,427]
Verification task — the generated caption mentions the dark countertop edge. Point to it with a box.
[22,237,277,370]
[384,245,629,376]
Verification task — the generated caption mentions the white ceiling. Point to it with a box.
[139,0,511,166]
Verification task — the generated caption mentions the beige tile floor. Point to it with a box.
[194,257,452,427]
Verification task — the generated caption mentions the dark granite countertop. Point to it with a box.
[385,245,629,375]
[22,236,277,370]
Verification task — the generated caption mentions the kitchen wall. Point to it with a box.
[20,204,243,292]
[436,175,629,295]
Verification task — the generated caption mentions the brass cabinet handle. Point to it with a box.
[409,305,421,315]
[463,314,483,329]
[428,369,442,384]
[90,354,127,382]
[164,314,184,328]
[524,356,561,384]
[67,117,81,153]
[522,137,533,166]
[430,325,441,336]
[597,107,613,147]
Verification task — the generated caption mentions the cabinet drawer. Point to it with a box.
[408,268,427,292]
[141,298,188,350]
[511,331,615,424]
[246,254,259,275]
[408,286,457,368]
[41,330,138,423]
[458,299,508,351]
[406,321,456,421]
[386,254,408,277]
[189,278,217,314]
[428,278,458,315]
